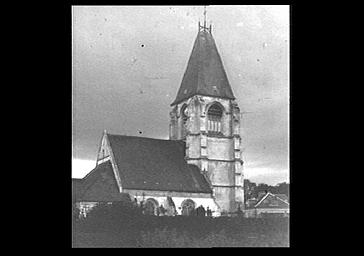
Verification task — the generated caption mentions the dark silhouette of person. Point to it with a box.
[206,206,212,217]
[195,206,200,216]
[236,203,243,216]
[196,205,206,216]
[200,205,206,216]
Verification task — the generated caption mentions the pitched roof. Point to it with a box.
[72,161,131,202]
[72,178,83,202]
[256,192,267,202]
[107,134,212,193]
[171,30,235,106]
[254,192,289,209]
[275,194,289,202]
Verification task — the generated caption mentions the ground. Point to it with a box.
[72,216,289,247]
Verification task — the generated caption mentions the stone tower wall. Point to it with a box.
[169,95,244,214]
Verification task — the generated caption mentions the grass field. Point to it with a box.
[72,216,289,247]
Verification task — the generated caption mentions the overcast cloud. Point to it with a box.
[72,5,289,185]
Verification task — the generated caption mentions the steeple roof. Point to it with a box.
[171,29,235,106]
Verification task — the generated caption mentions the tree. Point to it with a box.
[72,203,80,220]
[244,180,290,200]
[276,182,289,196]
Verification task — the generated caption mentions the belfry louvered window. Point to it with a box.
[181,105,188,138]
[207,103,223,133]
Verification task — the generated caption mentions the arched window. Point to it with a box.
[207,103,223,134]
[181,104,188,138]
[144,198,159,215]
[181,199,196,216]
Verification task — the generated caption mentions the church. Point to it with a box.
[73,18,245,217]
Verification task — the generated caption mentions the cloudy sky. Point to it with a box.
[72,5,289,186]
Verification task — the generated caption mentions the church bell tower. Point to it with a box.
[169,9,244,214]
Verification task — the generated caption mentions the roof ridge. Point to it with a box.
[107,134,182,143]
[273,194,290,204]
[82,160,111,186]
[254,192,271,208]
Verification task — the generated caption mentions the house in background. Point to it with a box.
[244,192,289,218]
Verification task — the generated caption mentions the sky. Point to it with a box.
[72,5,289,186]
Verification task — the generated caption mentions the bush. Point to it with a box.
[79,201,143,232]
[137,228,191,248]
[73,206,289,247]
[72,203,80,220]
[136,228,252,247]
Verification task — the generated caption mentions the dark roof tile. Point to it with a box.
[171,30,235,105]
[72,161,131,202]
[107,134,212,193]
[72,178,83,202]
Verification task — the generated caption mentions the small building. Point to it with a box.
[244,192,289,218]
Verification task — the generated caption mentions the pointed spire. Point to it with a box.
[171,21,235,106]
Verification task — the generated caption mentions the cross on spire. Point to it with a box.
[198,5,212,33]
[203,6,207,28]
